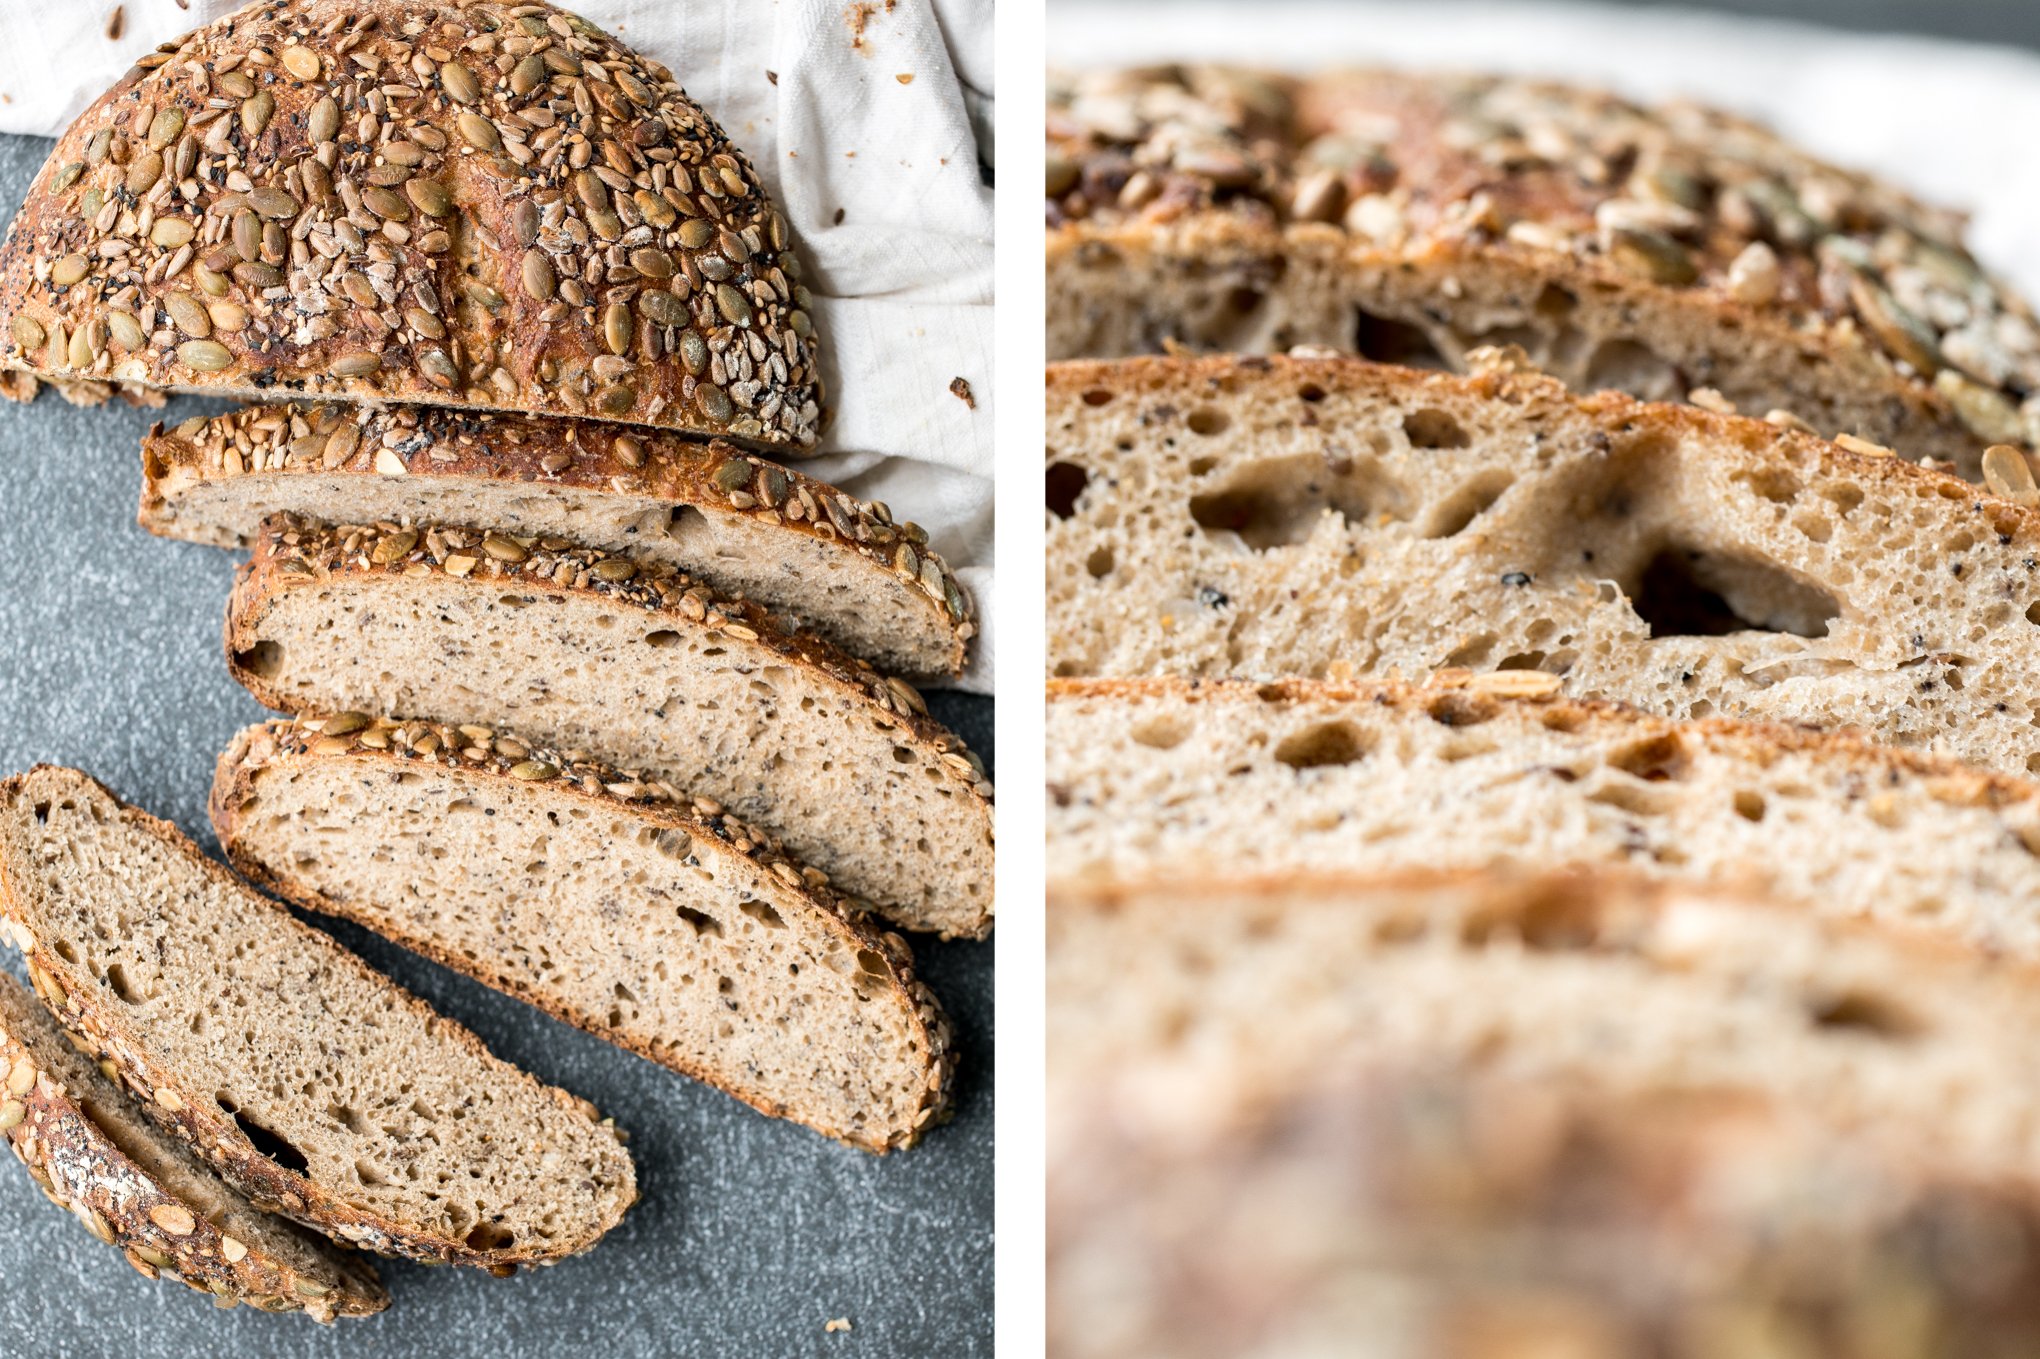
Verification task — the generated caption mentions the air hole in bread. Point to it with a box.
[1423,469,1513,538]
[1808,991,1920,1040]
[661,504,707,545]
[739,900,786,930]
[1585,782,1671,816]
[1607,733,1691,782]
[1189,454,1402,550]
[1086,546,1114,578]
[465,1222,517,1252]
[1733,790,1767,822]
[226,1105,311,1176]
[1297,384,1326,403]
[233,641,284,678]
[1131,717,1191,751]
[1401,408,1470,450]
[1734,465,1803,504]
[1274,722,1371,771]
[1186,407,1230,437]
[1629,546,1839,639]
[103,962,138,1004]
[1533,282,1579,320]
[674,905,722,938]
[1353,307,1447,370]
[1080,388,1114,407]
[1046,461,1090,519]
[52,938,77,963]
[1425,693,1495,728]
[1582,337,1679,400]
[644,629,682,648]
[2025,601,2040,628]
[31,801,48,824]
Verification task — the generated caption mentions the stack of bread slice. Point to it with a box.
[0,0,990,1319]
[1047,64,2040,1357]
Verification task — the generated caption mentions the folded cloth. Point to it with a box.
[0,0,998,691]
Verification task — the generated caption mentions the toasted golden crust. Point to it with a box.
[211,716,956,1152]
[141,401,973,675]
[1047,67,2040,469]
[0,765,638,1270]
[0,973,387,1322]
[0,0,822,448]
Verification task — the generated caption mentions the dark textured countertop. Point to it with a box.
[0,130,993,1358]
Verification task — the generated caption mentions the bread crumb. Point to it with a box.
[105,4,124,39]
[766,70,778,85]
[949,377,976,409]
[897,73,914,85]
[825,1317,852,1333]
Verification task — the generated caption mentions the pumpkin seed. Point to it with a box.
[714,284,753,327]
[232,261,282,288]
[594,383,636,416]
[482,534,529,562]
[603,302,631,355]
[456,111,500,151]
[125,150,162,196]
[329,351,382,377]
[630,246,674,278]
[106,310,144,350]
[147,106,184,149]
[713,460,752,494]
[521,249,555,301]
[1607,226,1696,286]
[593,558,637,582]
[207,300,249,332]
[178,339,233,372]
[1851,277,1942,375]
[441,60,482,104]
[241,89,274,138]
[634,190,675,228]
[419,347,460,387]
[9,315,42,352]
[512,197,539,246]
[361,186,410,221]
[165,292,211,338]
[679,330,708,374]
[614,436,644,468]
[508,760,558,782]
[149,216,194,248]
[639,288,687,327]
[406,178,453,218]
[307,96,339,144]
[510,53,547,95]
[49,253,88,287]
[67,319,98,368]
[372,529,419,564]
[676,218,713,250]
[696,383,734,422]
[462,280,506,312]
[232,208,261,261]
[248,186,299,219]
[406,306,446,339]
[51,161,83,194]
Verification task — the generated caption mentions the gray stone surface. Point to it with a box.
[0,131,992,1357]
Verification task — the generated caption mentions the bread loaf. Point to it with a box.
[143,402,973,677]
[212,715,956,1153]
[1045,675,2040,958]
[0,765,637,1269]
[1047,353,2040,776]
[0,0,822,448]
[1051,870,2040,1359]
[227,515,996,939]
[0,971,387,1322]
[1047,67,2040,476]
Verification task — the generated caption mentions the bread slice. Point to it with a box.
[141,403,973,678]
[0,971,386,1322]
[226,516,995,940]
[1045,675,2040,957]
[1048,66,2040,473]
[211,715,956,1154]
[1051,869,2040,1358]
[0,0,822,449]
[1047,352,2040,777]
[0,766,637,1269]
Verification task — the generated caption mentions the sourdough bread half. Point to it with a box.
[1045,676,2040,957]
[1047,67,2040,474]
[212,715,955,1153]
[0,765,638,1269]
[1047,353,2040,776]
[0,0,822,448]
[226,516,995,939]
[1051,870,2040,1359]
[141,403,973,678]
[0,971,387,1322]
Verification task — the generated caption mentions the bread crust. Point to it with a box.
[0,0,822,448]
[226,514,996,939]
[1047,67,2040,470]
[0,765,638,1270]
[141,401,973,676]
[210,716,957,1153]
[0,973,387,1322]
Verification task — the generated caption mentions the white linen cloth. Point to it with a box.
[1049,0,2040,336]
[0,0,997,690]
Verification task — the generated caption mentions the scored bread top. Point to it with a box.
[1045,351,2040,777]
[0,0,822,448]
[0,971,387,1322]
[213,713,957,1152]
[141,401,974,675]
[0,764,638,1269]
[1047,67,2040,465]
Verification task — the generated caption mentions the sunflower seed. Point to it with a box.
[0,1100,23,1131]
[165,292,211,337]
[373,448,405,476]
[178,339,232,372]
[628,246,675,279]
[329,351,382,377]
[232,261,281,288]
[405,178,453,217]
[207,300,248,332]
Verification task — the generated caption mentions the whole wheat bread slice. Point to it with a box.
[0,766,637,1270]
[1045,675,2040,958]
[212,715,955,1153]
[0,971,386,1322]
[1047,352,2040,777]
[142,404,973,678]
[226,515,995,940]
[1051,869,2040,1359]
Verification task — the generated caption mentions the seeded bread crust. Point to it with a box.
[141,401,973,676]
[0,765,638,1270]
[1046,352,2040,775]
[211,714,957,1153]
[227,514,996,939]
[0,0,823,448]
[0,973,387,1322]
[1047,67,2040,474]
